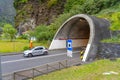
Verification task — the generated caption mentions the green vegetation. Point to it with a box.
[0,0,119,53]
[102,34,120,44]
[45,0,120,43]
[29,24,55,41]
[64,0,120,31]
[14,4,33,27]
[64,0,120,14]
[47,0,58,8]
[98,12,120,31]
[13,0,120,44]
[0,24,49,53]
[29,13,73,42]
[2,24,17,41]
[0,39,48,53]
[34,59,120,80]
[7,1,120,79]
[98,12,120,43]
[109,12,120,31]
[14,0,28,8]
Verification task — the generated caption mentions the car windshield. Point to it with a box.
[30,47,44,50]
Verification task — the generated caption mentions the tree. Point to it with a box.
[34,25,49,41]
[2,24,17,41]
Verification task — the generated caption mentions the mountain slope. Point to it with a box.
[14,0,66,27]
[14,0,120,41]
[0,0,16,26]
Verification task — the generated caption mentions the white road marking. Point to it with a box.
[2,51,80,64]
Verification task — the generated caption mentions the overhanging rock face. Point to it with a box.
[49,14,111,62]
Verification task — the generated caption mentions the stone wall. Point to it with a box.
[111,31,120,37]
[98,43,120,59]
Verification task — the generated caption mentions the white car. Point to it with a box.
[23,46,48,57]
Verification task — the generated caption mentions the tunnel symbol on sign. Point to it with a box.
[67,39,72,51]
[68,43,72,48]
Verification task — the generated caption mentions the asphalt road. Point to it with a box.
[1,49,80,75]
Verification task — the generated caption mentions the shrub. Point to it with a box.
[99,12,120,31]
[17,34,29,39]
[2,24,17,41]
[23,46,29,50]
[64,0,120,14]
[47,0,58,8]
[64,0,85,13]
[33,25,50,41]
[14,0,28,8]
[110,12,120,31]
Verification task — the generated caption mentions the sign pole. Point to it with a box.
[67,39,73,66]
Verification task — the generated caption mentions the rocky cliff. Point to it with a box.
[14,0,66,29]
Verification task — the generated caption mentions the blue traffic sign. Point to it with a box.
[67,39,72,51]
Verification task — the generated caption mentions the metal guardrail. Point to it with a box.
[2,58,82,80]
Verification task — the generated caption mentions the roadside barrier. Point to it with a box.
[80,47,86,60]
[2,58,83,80]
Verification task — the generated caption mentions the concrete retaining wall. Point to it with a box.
[98,43,120,59]
[49,39,88,49]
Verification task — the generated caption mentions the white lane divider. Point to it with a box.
[2,51,80,64]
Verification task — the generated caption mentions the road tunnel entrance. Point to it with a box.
[49,14,111,62]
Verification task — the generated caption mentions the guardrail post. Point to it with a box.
[66,60,68,68]
[32,68,34,80]
[13,73,15,80]
[59,62,60,70]
[47,64,49,74]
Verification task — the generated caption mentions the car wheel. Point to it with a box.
[28,53,33,57]
[44,51,48,55]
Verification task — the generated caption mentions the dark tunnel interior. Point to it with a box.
[55,18,90,46]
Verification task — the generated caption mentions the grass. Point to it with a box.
[0,39,49,54]
[101,35,120,44]
[34,59,120,80]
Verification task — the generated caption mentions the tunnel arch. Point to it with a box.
[49,14,110,62]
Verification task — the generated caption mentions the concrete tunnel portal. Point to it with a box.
[49,14,111,62]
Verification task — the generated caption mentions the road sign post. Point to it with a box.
[67,39,72,57]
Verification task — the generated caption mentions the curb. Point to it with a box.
[0,52,22,56]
